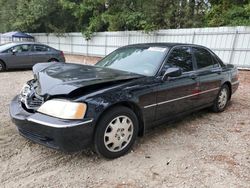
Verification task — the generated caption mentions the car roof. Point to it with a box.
[124,42,207,49]
[0,42,55,52]
[0,42,47,48]
[10,41,44,45]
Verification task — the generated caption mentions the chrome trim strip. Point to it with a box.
[144,87,220,109]
[143,104,157,108]
[27,117,93,128]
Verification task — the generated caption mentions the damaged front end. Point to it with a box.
[19,79,44,112]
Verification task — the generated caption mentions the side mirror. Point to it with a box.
[11,48,17,55]
[161,67,182,81]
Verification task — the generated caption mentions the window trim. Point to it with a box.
[157,45,195,76]
[210,51,224,68]
[5,44,32,54]
[192,46,217,72]
[32,44,50,52]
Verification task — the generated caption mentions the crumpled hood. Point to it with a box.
[32,62,142,96]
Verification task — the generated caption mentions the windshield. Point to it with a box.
[96,46,168,76]
[0,43,14,52]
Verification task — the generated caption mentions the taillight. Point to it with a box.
[236,70,239,80]
[60,51,64,58]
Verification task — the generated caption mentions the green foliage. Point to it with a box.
[205,0,250,26]
[0,0,17,32]
[0,0,78,33]
[0,0,249,38]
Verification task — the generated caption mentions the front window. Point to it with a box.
[5,44,32,53]
[96,46,168,76]
[163,47,193,72]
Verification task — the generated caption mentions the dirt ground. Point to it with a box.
[0,57,249,187]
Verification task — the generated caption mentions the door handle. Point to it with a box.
[211,68,222,74]
[189,74,198,80]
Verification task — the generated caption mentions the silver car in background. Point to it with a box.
[0,42,65,71]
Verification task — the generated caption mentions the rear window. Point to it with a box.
[193,47,214,70]
[212,53,224,67]
[33,45,50,52]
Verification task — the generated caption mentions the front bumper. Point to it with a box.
[10,96,94,152]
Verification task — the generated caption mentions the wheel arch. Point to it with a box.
[48,58,59,62]
[0,59,7,69]
[222,81,232,100]
[94,101,145,137]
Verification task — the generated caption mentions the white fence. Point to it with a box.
[1,26,250,68]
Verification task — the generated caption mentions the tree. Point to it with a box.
[0,0,249,37]
[205,0,250,26]
[0,0,17,32]
[59,0,208,38]
[0,0,78,33]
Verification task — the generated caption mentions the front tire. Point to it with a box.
[94,106,138,159]
[0,61,6,72]
[212,85,230,112]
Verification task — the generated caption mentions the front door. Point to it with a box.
[155,46,198,121]
[6,44,33,68]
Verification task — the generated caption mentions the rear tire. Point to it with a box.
[0,61,6,72]
[94,106,138,159]
[212,85,230,112]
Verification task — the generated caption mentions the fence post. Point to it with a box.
[127,33,130,45]
[86,40,89,56]
[155,32,158,42]
[229,30,238,65]
[70,34,73,54]
[191,31,196,44]
[58,36,61,50]
[104,34,108,55]
[47,34,49,45]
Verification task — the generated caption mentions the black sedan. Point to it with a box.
[0,42,65,71]
[10,43,239,158]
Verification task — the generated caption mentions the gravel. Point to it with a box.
[0,65,249,188]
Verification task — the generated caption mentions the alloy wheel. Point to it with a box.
[218,88,228,109]
[104,115,134,152]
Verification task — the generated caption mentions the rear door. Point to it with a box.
[155,46,199,121]
[30,44,51,65]
[192,47,224,107]
[4,44,33,68]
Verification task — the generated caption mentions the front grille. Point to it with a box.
[20,83,44,110]
[26,94,43,108]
